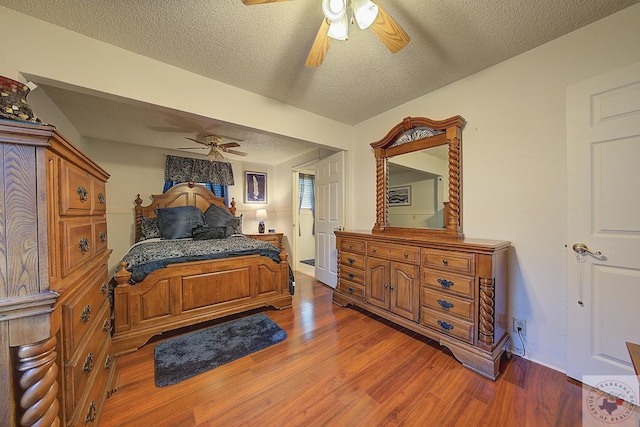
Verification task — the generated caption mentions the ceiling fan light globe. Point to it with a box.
[322,0,347,21]
[327,13,349,40]
[352,0,378,29]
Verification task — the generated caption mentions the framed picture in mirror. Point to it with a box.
[389,185,411,206]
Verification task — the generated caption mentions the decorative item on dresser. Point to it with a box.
[111,183,292,357]
[333,116,511,380]
[0,119,118,426]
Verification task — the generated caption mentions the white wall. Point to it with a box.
[351,4,640,370]
[2,3,639,373]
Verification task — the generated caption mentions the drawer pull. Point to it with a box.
[85,400,97,423]
[100,282,108,294]
[77,186,88,202]
[348,272,355,279]
[98,192,105,205]
[347,286,355,294]
[78,237,90,253]
[437,320,454,331]
[102,319,113,333]
[404,252,408,258]
[348,257,356,265]
[437,278,454,289]
[83,352,94,373]
[80,305,91,322]
[442,259,448,265]
[349,243,353,249]
[105,355,113,370]
[372,247,377,253]
[437,299,454,310]
[99,231,107,243]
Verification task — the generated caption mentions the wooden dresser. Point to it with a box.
[46,127,118,425]
[334,231,510,380]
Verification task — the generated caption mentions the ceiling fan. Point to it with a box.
[178,134,248,161]
[241,0,410,67]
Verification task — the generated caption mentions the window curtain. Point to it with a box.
[164,155,233,206]
[298,173,315,236]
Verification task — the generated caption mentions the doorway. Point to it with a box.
[294,169,316,276]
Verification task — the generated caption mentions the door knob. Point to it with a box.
[572,243,602,256]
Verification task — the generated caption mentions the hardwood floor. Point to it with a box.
[99,272,630,426]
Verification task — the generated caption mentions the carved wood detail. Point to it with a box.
[479,277,496,346]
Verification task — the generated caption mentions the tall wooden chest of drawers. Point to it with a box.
[46,129,118,425]
[334,231,510,380]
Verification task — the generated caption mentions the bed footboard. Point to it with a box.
[111,254,292,356]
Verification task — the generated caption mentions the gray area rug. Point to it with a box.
[154,313,287,387]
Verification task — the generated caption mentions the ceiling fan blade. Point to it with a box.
[219,142,241,149]
[176,147,208,150]
[184,136,209,146]
[241,0,291,5]
[369,1,410,53]
[222,148,249,157]
[305,18,331,67]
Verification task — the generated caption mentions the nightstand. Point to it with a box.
[246,233,283,249]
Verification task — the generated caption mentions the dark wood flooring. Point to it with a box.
[99,272,634,426]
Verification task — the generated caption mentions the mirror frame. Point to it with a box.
[371,115,466,239]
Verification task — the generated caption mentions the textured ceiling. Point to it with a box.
[1,0,636,164]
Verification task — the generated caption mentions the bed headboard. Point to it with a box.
[134,181,236,242]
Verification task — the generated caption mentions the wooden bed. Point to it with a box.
[111,182,292,356]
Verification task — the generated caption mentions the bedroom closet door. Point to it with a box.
[566,62,640,394]
[315,151,344,288]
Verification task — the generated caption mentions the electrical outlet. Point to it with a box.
[513,318,526,336]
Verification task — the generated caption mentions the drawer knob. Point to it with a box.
[404,252,408,258]
[372,247,377,253]
[100,282,108,295]
[85,401,97,423]
[349,243,353,249]
[80,305,91,322]
[348,272,355,279]
[98,192,105,205]
[105,355,113,370]
[348,257,356,265]
[77,186,88,202]
[78,237,90,254]
[437,320,454,331]
[102,319,112,333]
[442,259,448,265]
[99,231,107,243]
[437,299,454,310]
[437,278,454,289]
[348,286,355,294]
[83,352,94,373]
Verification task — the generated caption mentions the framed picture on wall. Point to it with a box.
[389,185,411,206]
[245,171,267,203]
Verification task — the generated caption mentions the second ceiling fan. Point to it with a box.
[241,0,410,67]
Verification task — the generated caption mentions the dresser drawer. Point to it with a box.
[60,159,93,216]
[368,242,420,265]
[92,179,107,215]
[422,271,474,298]
[69,339,114,426]
[421,288,473,320]
[337,280,365,300]
[65,303,112,420]
[339,238,366,254]
[94,220,108,255]
[339,265,364,285]
[61,218,95,276]
[421,307,474,344]
[340,252,364,269]
[62,268,109,356]
[422,249,475,275]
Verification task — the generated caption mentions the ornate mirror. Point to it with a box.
[371,115,466,238]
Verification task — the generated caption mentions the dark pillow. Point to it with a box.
[204,204,241,237]
[155,206,205,239]
[192,225,228,240]
[139,217,161,241]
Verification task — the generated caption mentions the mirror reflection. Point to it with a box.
[387,145,449,229]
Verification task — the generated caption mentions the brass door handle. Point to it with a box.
[572,243,602,256]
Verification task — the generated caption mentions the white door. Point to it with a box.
[566,62,640,388]
[314,151,344,287]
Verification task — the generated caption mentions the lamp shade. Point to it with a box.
[327,12,349,40]
[351,0,379,29]
[256,209,268,219]
[322,0,347,21]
